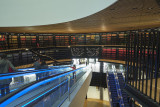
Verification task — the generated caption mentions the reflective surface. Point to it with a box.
[0,66,72,99]
[0,65,89,107]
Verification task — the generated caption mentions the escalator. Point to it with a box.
[107,72,119,107]
[107,72,130,107]
[117,73,130,107]
[0,65,89,107]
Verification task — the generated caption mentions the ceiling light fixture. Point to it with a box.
[148,7,153,10]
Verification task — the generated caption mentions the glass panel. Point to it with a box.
[0,65,89,107]
[0,66,72,99]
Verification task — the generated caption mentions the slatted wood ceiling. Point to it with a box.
[0,0,160,33]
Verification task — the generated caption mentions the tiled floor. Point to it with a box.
[83,98,110,107]
[87,86,109,101]
[84,86,110,107]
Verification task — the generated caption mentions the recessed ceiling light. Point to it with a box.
[25,48,29,51]
[148,7,153,10]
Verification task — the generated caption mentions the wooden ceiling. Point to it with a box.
[0,0,160,33]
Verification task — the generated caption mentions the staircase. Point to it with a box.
[107,72,130,107]
[107,73,119,107]
[117,73,130,107]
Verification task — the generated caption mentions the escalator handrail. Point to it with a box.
[0,64,84,77]
[0,67,71,79]
[29,48,60,64]
[23,67,86,107]
[0,66,69,77]
[106,73,113,107]
[0,67,86,106]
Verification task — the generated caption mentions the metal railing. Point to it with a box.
[0,66,89,107]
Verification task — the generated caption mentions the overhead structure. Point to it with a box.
[0,0,160,33]
[0,0,116,27]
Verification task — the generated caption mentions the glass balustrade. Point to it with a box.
[0,66,72,99]
[0,65,90,107]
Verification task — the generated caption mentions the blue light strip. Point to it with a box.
[18,65,69,71]
[22,80,68,107]
[0,66,70,77]
[0,67,85,107]
[18,68,35,71]
[23,68,85,107]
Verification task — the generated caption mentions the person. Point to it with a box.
[33,57,41,81]
[0,53,17,96]
[71,65,76,79]
[71,65,76,70]
[41,60,49,78]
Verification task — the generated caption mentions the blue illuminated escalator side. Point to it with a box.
[117,73,130,107]
[108,73,119,107]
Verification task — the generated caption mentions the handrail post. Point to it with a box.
[68,75,71,101]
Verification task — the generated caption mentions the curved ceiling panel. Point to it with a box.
[0,0,117,27]
[0,0,160,33]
